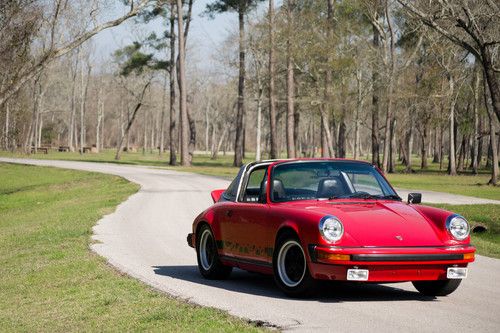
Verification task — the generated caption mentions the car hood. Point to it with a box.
[290,200,443,247]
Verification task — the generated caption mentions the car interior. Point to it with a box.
[243,176,352,202]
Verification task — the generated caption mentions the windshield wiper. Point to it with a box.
[328,192,375,200]
[328,193,402,201]
[380,194,402,201]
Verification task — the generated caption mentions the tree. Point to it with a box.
[112,42,155,160]
[397,0,500,125]
[176,0,189,166]
[268,0,278,159]
[0,0,150,108]
[285,0,296,158]
[206,0,265,166]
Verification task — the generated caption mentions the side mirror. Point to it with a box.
[407,193,422,204]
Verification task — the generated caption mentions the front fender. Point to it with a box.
[412,205,471,245]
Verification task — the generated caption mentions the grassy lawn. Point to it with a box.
[387,173,499,200]
[0,163,261,332]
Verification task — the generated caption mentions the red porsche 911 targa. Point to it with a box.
[187,159,475,297]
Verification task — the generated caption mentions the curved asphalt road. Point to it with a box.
[1,158,499,332]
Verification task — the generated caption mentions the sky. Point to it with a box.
[92,0,238,69]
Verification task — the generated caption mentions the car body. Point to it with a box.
[188,159,475,297]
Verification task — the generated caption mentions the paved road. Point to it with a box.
[2,158,499,332]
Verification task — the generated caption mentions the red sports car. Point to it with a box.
[187,159,475,297]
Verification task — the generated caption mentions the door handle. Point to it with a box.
[225,210,233,217]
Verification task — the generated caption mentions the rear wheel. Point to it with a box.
[412,279,462,296]
[273,233,316,297]
[196,224,232,279]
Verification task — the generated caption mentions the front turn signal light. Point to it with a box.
[463,253,475,260]
[317,253,350,261]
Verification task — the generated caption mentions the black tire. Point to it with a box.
[273,232,316,297]
[196,224,232,279]
[412,279,462,296]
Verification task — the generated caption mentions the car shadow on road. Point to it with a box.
[152,265,437,303]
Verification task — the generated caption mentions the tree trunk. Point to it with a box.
[285,0,295,158]
[169,2,177,165]
[233,8,246,167]
[481,46,500,125]
[256,86,263,161]
[382,0,396,173]
[79,63,91,154]
[389,118,397,172]
[4,102,9,150]
[421,121,428,169]
[212,126,228,160]
[268,0,278,159]
[471,67,481,174]
[159,74,167,157]
[321,0,336,158]
[371,6,382,167]
[457,134,466,172]
[477,115,483,168]
[371,36,380,166]
[96,89,103,153]
[115,82,150,160]
[354,68,363,160]
[484,73,498,185]
[68,54,79,152]
[176,0,189,166]
[294,108,300,157]
[338,80,347,158]
[448,74,457,176]
[187,103,196,163]
[433,125,440,163]
[205,100,210,154]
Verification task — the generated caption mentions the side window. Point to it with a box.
[242,167,267,203]
[222,166,245,201]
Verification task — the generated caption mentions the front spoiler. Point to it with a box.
[308,244,476,282]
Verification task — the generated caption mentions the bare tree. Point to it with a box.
[0,0,150,108]
[285,0,295,158]
[397,0,500,125]
[115,81,151,160]
[268,0,278,159]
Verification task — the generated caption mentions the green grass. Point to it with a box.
[387,173,499,200]
[0,163,262,332]
[1,150,498,200]
[429,203,500,259]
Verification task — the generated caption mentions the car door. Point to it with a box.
[222,165,272,264]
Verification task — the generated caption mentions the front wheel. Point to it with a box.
[412,279,462,296]
[273,233,316,297]
[196,225,232,279]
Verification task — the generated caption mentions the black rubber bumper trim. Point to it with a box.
[350,253,464,262]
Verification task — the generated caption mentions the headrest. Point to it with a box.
[317,177,344,198]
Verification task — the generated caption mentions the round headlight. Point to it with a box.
[446,215,470,240]
[319,216,344,242]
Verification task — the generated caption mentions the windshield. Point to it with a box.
[270,161,398,202]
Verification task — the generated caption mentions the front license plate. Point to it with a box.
[447,267,467,279]
[347,269,369,281]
